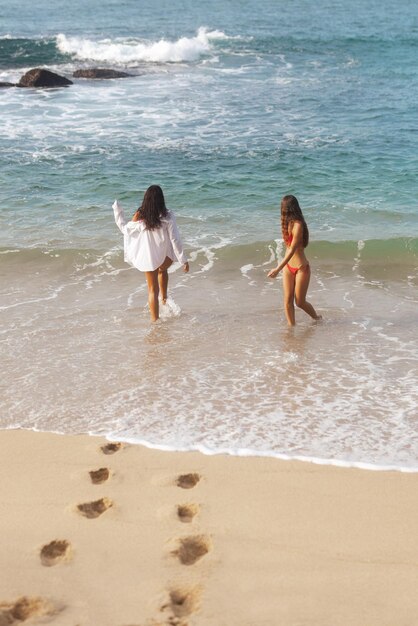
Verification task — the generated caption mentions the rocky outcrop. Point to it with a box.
[73,68,131,79]
[0,82,16,88]
[18,68,73,88]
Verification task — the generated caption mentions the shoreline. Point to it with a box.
[2,428,418,625]
[101,435,418,474]
[13,427,418,474]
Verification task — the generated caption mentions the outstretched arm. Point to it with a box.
[268,222,303,278]
[112,200,127,234]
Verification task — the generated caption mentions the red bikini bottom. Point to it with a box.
[286,262,310,275]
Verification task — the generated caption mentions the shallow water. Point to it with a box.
[1,0,417,469]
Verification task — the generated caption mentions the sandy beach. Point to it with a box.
[1,429,417,626]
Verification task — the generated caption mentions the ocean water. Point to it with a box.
[1,0,417,470]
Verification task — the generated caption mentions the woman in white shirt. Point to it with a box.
[113,185,189,322]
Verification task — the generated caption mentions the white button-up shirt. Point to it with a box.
[113,200,187,272]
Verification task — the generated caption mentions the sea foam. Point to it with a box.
[56,28,230,64]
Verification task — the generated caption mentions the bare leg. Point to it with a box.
[158,256,173,304]
[282,266,296,326]
[158,270,168,304]
[294,266,321,321]
[144,271,160,322]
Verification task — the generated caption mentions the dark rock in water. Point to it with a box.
[18,68,73,88]
[0,82,16,88]
[73,68,131,79]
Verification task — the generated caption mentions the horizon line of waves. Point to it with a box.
[190,237,418,267]
[1,30,415,70]
[1,237,417,264]
[55,28,239,65]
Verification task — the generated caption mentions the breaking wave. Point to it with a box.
[56,28,232,64]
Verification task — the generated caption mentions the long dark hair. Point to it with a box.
[281,195,309,248]
[137,185,168,230]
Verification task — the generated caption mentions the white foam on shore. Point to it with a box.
[2,241,417,477]
[159,297,182,319]
[6,426,417,474]
[56,28,231,64]
[93,431,418,473]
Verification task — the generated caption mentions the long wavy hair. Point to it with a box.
[281,195,309,248]
[137,185,168,230]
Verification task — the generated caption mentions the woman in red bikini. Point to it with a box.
[268,195,321,326]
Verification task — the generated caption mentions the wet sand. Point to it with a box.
[1,429,418,626]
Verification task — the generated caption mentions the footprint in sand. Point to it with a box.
[126,621,183,626]
[177,504,199,524]
[77,497,113,519]
[89,467,110,484]
[40,540,72,567]
[172,535,210,565]
[161,586,201,620]
[176,473,201,489]
[0,596,57,624]
[101,442,123,455]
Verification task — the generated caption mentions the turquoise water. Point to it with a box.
[1,0,417,468]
